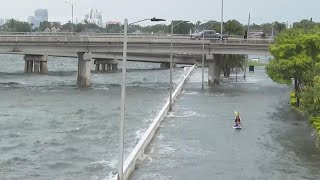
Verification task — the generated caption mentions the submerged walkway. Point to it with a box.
[131,67,320,180]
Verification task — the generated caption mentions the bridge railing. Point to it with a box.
[0,32,274,45]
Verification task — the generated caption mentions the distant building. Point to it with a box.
[28,9,48,28]
[0,18,6,26]
[84,9,103,27]
[35,9,48,22]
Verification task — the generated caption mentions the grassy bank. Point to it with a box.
[290,91,320,136]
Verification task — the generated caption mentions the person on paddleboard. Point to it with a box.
[234,112,241,127]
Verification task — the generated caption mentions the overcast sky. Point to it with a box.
[0,0,319,25]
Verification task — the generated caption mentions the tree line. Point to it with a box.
[266,24,320,133]
[0,18,318,36]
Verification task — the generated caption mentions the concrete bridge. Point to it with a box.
[0,33,273,86]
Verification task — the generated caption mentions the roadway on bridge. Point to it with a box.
[130,67,320,180]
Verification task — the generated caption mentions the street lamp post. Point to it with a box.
[169,23,173,112]
[272,26,274,38]
[199,20,211,91]
[65,1,74,33]
[247,13,251,39]
[118,17,165,180]
[220,0,224,41]
[202,27,205,91]
[169,20,189,111]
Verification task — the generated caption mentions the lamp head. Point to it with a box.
[150,17,166,22]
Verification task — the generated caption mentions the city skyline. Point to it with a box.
[0,0,319,25]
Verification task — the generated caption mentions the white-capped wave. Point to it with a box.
[167,111,198,118]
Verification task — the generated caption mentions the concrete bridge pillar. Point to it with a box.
[107,64,112,71]
[94,59,118,73]
[112,64,118,71]
[207,54,224,86]
[160,62,170,69]
[77,52,92,87]
[24,55,48,74]
[160,62,176,69]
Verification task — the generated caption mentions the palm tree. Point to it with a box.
[223,54,246,77]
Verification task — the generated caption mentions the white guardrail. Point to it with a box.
[111,65,196,180]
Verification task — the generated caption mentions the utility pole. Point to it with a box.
[247,13,251,39]
[220,0,224,41]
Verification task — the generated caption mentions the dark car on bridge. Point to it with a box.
[191,30,228,40]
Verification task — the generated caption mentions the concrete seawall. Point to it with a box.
[112,65,196,180]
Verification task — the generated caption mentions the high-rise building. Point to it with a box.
[29,9,48,28]
[84,9,103,27]
[34,9,48,23]
[0,19,6,26]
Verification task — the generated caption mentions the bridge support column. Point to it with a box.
[77,52,92,87]
[208,54,223,86]
[95,64,100,71]
[102,64,106,71]
[160,62,170,69]
[94,59,118,73]
[107,64,112,71]
[160,62,177,69]
[24,55,48,74]
[112,64,118,71]
[40,61,48,74]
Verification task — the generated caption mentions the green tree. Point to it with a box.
[223,54,246,77]
[144,24,168,34]
[273,21,287,33]
[106,23,122,33]
[37,21,52,32]
[293,19,319,29]
[4,19,32,32]
[261,23,273,36]
[74,23,101,33]
[249,23,261,31]
[202,21,221,32]
[224,19,244,36]
[266,28,320,106]
[169,21,194,34]
[301,74,320,115]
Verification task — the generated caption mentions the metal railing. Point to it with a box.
[0,32,274,45]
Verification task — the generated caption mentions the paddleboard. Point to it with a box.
[233,125,243,129]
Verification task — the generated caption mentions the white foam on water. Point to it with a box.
[184,91,199,95]
[135,129,144,142]
[158,144,176,155]
[138,153,153,164]
[167,111,198,118]
[238,78,265,84]
[135,173,171,180]
[157,134,165,140]
[103,172,116,180]
[90,159,117,169]
[166,112,175,118]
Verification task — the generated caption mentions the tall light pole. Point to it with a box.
[119,17,165,180]
[271,22,275,38]
[169,20,189,111]
[200,20,211,91]
[202,26,205,91]
[65,1,74,33]
[220,0,224,41]
[247,13,251,39]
